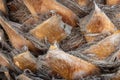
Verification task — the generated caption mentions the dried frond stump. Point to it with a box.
[0,13,41,55]
[13,51,38,72]
[75,0,90,7]
[0,0,8,15]
[106,0,120,5]
[17,74,32,80]
[30,15,72,44]
[83,30,120,60]
[22,0,78,27]
[0,53,11,69]
[80,3,116,42]
[45,44,99,80]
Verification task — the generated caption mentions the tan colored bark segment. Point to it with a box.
[112,76,120,80]
[106,0,120,5]
[75,0,90,6]
[30,15,69,44]
[85,3,116,42]
[17,74,32,80]
[45,45,99,80]
[85,34,103,42]
[83,30,120,60]
[0,53,10,68]
[0,16,28,49]
[23,0,78,27]
[0,29,4,41]
[0,14,39,54]
[4,71,13,80]
[0,0,7,15]
[14,51,38,72]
